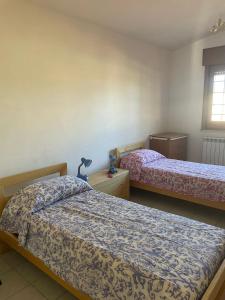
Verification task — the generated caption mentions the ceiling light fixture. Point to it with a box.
[209,18,225,33]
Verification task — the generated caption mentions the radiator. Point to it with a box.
[202,137,225,165]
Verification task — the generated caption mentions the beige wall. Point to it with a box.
[0,0,169,177]
[168,31,225,162]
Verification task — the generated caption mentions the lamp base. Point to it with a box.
[77,173,88,182]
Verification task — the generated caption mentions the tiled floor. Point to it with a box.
[0,251,76,300]
[1,189,225,299]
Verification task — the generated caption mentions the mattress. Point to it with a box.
[6,190,225,300]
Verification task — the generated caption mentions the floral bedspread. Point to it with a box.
[7,190,225,300]
[121,155,225,202]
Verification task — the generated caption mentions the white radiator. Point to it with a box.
[202,137,225,165]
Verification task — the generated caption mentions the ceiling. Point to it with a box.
[32,0,225,49]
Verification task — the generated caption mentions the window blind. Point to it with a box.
[203,46,225,66]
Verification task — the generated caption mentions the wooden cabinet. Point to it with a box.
[149,132,188,160]
[88,168,129,200]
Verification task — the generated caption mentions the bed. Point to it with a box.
[0,163,225,300]
[116,142,225,211]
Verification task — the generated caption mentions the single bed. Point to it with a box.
[116,142,225,211]
[1,163,225,300]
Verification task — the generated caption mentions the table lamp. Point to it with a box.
[77,157,92,182]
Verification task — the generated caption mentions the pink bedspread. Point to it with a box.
[122,157,225,202]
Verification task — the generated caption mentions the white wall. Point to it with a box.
[168,32,225,162]
[0,0,169,177]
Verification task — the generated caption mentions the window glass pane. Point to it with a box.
[213,93,224,104]
[214,74,225,82]
[212,105,225,115]
[211,115,223,121]
[203,66,225,128]
[211,70,225,122]
[213,81,224,93]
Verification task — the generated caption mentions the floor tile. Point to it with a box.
[1,251,27,268]
[0,256,12,276]
[0,270,29,300]
[33,273,65,300]
[7,286,46,300]
[57,291,78,300]
[15,261,45,284]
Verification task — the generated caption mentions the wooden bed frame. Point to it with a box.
[0,162,225,300]
[115,141,225,211]
[0,163,91,300]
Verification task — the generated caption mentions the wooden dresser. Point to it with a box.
[88,168,129,200]
[149,132,188,160]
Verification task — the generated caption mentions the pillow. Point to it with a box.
[0,175,92,233]
[120,149,165,181]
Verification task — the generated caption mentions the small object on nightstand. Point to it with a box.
[150,132,188,160]
[77,157,92,182]
[108,153,117,175]
[89,168,129,200]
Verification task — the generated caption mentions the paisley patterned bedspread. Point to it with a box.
[140,159,225,202]
[13,190,225,300]
[121,154,225,202]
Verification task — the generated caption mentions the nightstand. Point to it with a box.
[150,132,188,160]
[88,169,129,200]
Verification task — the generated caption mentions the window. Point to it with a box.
[202,46,225,130]
[211,68,225,122]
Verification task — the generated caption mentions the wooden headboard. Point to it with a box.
[0,163,67,215]
[115,141,145,166]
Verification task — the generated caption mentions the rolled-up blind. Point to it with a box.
[203,45,225,66]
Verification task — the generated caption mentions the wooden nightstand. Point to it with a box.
[88,169,129,200]
[150,132,188,160]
